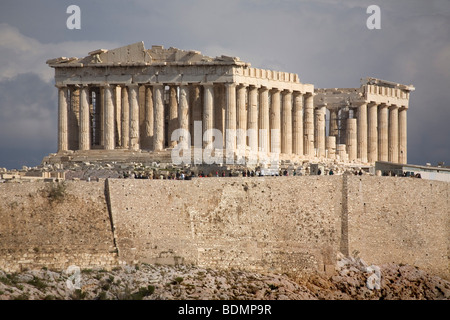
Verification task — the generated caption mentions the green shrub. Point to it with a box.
[81,269,93,274]
[14,293,30,300]
[71,289,87,300]
[130,285,155,300]
[27,277,47,290]
[45,182,67,203]
[97,291,108,300]
[173,277,183,285]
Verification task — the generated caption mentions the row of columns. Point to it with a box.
[57,83,407,164]
[57,83,316,158]
[348,102,407,164]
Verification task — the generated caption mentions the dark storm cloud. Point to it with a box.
[0,0,449,168]
[0,73,57,169]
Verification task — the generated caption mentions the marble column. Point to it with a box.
[303,93,315,157]
[128,84,140,151]
[314,106,326,157]
[326,136,336,159]
[203,83,214,148]
[121,86,129,149]
[115,86,122,148]
[378,103,388,162]
[214,85,226,147]
[398,107,408,164]
[236,85,247,153]
[367,102,378,163]
[190,85,202,147]
[79,86,90,151]
[357,102,368,163]
[178,84,190,147]
[168,85,178,148]
[346,118,357,161]
[103,84,115,150]
[247,85,258,154]
[152,84,164,151]
[69,86,80,150]
[337,144,347,162]
[329,109,339,137]
[99,87,104,148]
[57,86,68,152]
[270,88,281,154]
[259,87,270,154]
[225,83,237,156]
[389,104,399,163]
[281,90,293,155]
[292,91,303,155]
[141,86,153,150]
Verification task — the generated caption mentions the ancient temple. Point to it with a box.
[46,42,414,166]
[314,78,414,164]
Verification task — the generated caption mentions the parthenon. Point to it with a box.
[46,42,414,166]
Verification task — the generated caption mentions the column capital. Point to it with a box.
[293,90,303,96]
[127,83,140,92]
[389,104,399,110]
[224,82,237,89]
[304,91,315,98]
[202,82,215,88]
[270,87,281,93]
[352,101,367,107]
[399,105,408,111]
[55,84,67,89]
[282,89,293,94]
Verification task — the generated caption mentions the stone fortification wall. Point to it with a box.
[0,176,448,279]
[0,181,117,272]
[107,177,342,274]
[346,176,449,278]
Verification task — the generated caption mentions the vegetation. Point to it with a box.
[13,293,30,300]
[27,277,47,290]
[130,285,155,300]
[71,289,87,300]
[173,277,184,285]
[44,182,67,203]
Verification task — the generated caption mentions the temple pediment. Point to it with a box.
[46,41,245,67]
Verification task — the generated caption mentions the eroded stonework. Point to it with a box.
[47,42,414,166]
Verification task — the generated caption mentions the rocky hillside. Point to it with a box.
[0,255,448,300]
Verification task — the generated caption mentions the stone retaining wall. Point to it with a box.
[0,176,448,279]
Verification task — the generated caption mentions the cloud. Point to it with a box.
[0,1,449,169]
[0,23,121,82]
[0,73,57,169]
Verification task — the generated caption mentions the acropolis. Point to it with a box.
[1,42,449,301]
[44,41,414,168]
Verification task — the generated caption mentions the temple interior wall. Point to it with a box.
[0,177,448,279]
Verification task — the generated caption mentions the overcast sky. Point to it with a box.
[0,0,449,169]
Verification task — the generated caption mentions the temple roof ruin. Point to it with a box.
[46,41,247,67]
